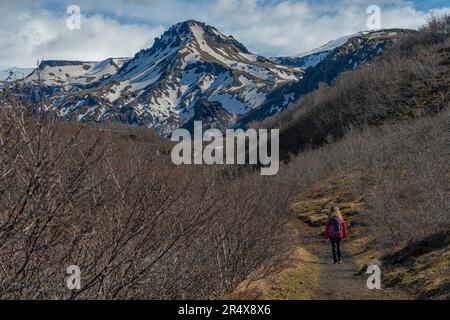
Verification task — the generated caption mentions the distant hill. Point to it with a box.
[0,67,34,82]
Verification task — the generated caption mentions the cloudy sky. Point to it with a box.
[1,0,449,69]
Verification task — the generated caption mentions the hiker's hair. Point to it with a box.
[329,207,343,220]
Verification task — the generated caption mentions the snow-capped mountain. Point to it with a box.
[0,67,35,82]
[91,20,303,133]
[271,29,407,69]
[25,58,130,88]
[271,33,360,68]
[17,20,303,134]
[3,22,411,134]
[240,29,413,126]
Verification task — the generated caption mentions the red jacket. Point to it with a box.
[325,216,348,239]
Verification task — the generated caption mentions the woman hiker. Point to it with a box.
[324,207,348,264]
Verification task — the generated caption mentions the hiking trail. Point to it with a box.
[232,217,411,300]
[293,218,410,300]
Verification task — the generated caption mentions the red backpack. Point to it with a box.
[329,216,343,238]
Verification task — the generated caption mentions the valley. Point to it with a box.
[0,13,448,301]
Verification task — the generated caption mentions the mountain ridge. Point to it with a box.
[2,20,410,134]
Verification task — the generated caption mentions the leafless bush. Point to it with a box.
[0,99,292,299]
[282,110,449,252]
[419,13,450,34]
[253,20,450,255]
[364,113,449,249]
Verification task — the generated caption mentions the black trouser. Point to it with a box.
[330,237,342,263]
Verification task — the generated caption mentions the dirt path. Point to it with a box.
[231,175,419,299]
[232,215,412,300]
[293,219,410,300]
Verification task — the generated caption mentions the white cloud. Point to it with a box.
[0,7,163,69]
[200,0,450,56]
[0,0,449,69]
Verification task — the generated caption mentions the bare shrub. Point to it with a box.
[0,99,292,299]
[364,113,449,249]
[282,111,449,252]
[419,13,450,34]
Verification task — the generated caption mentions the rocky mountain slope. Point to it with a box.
[271,33,360,68]
[25,58,130,88]
[240,29,412,126]
[3,21,410,134]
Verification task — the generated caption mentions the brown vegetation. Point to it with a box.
[0,99,293,299]
[0,15,448,300]
[250,15,450,299]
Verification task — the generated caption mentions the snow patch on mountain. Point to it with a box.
[6,22,408,135]
[0,67,35,82]
[25,58,130,87]
[297,33,362,59]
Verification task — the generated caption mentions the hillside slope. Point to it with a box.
[232,110,448,300]
[258,30,450,159]
[240,29,412,126]
[235,21,450,300]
